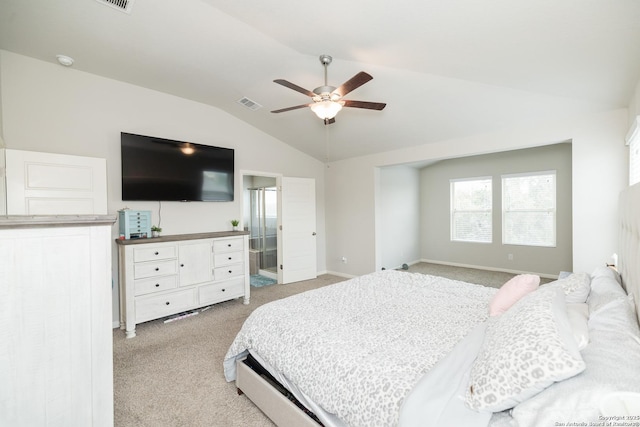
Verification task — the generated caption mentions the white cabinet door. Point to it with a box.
[0,224,113,427]
[279,177,317,284]
[4,149,107,215]
[178,240,213,287]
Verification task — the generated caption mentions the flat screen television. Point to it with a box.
[121,132,234,201]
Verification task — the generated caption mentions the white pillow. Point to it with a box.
[566,303,589,350]
[588,267,627,313]
[466,286,586,412]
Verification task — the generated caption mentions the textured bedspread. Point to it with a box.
[224,270,497,427]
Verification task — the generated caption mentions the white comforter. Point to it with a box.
[224,270,497,427]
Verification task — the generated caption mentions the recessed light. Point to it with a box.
[56,55,74,67]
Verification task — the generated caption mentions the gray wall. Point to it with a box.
[377,165,421,271]
[420,143,572,276]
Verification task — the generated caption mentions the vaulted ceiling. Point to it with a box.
[1,0,639,161]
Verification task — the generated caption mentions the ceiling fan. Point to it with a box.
[271,55,386,125]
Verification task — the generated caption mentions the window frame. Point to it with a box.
[450,176,493,244]
[501,170,557,247]
[628,119,640,186]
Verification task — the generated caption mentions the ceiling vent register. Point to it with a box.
[95,0,135,14]
[238,97,263,111]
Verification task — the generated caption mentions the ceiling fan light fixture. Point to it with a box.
[310,100,343,120]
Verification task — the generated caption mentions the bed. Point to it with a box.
[224,183,640,427]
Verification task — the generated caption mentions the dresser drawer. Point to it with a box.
[213,238,244,254]
[199,277,245,305]
[134,275,178,296]
[214,251,244,267]
[134,259,178,280]
[214,264,244,281]
[135,289,196,323]
[133,245,178,262]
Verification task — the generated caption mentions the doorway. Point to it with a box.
[243,174,278,283]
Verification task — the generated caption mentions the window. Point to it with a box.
[450,177,492,243]
[502,171,556,247]
[629,121,640,186]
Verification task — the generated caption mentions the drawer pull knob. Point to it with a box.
[165,302,170,305]
[154,251,159,255]
[180,264,185,267]
[228,270,232,273]
[155,267,160,271]
[222,288,226,292]
[155,283,160,287]
[227,244,231,247]
[228,257,232,260]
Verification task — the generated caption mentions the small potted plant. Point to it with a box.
[151,225,162,237]
[231,219,239,231]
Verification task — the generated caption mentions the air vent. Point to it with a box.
[95,0,135,14]
[237,97,263,111]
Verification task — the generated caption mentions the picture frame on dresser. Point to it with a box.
[116,231,250,338]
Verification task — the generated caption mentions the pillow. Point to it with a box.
[566,303,589,350]
[553,272,591,303]
[587,267,627,313]
[509,293,640,426]
[466,286,586,412]
[488,274,540,316]
[589,294,640,338]
[590,265,621,283]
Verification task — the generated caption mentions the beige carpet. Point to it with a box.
[113,263,553,426]
[405,262,555,287]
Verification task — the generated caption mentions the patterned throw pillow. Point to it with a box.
[558,272,591,303]
[466,286,586,412]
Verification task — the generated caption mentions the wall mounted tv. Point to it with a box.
[121,132,234,202]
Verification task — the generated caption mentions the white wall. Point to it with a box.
[376,165,421,271]
[326,109,628,277]
[0,50,327,325]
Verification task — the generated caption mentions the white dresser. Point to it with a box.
[0,215,116,427]
[116,231,250,338]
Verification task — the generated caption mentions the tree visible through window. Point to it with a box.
[502,171,556,247]
[450,177,492,243]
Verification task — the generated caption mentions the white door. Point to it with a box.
[4,149,107,215]
[279,177,317,284]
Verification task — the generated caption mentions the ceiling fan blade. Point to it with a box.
[271,104,311,113]
[273,79,315,97]
[333,72,373,97]
[342,100,387,110]
[324,118,336,125]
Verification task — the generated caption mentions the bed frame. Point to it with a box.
[235,183,640,426]
[236,358,321,427]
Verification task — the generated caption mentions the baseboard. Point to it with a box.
[420,259,558,280]
[386,259,422,271]
[324,270,357,279]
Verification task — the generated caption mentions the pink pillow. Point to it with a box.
[489,274,540,316]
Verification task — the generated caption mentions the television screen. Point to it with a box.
[121,132,234,201]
